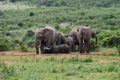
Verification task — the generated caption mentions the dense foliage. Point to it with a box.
[0,0,120,51]
[4,0,120,8]
[0,1,120,80]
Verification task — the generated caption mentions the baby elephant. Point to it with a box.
[65,37,74,52]
[43,44,70,53]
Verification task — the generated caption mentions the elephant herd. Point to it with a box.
[35,26,97,54]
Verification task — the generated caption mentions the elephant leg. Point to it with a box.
[84,39,90,53]
[72,42,75,52]
[79,39,84,53]
[40,45,44,54]
[35,42,39,54]
[36,47,39,55]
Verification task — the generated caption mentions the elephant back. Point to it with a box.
[43,26,56,45]
[55,32,65,45]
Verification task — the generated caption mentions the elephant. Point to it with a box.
[35,26,56,54]
[43,44,70,53]
[68,29,79,51]
[55,32,65,45]
[65,37,74,51]
[77,26,97,53]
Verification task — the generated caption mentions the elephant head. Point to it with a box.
[55,32,65,45]
[65,37,74,52]
[68,29,79,51]
[77,26,92,53]
[35,26,56,54]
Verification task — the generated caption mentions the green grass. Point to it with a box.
[0,55,120,80]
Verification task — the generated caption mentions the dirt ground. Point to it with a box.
[0,51,114,57]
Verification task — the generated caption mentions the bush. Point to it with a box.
[27,40,34,48]
[22,30,34,48]
[26,30,34,37]
[102,36,120,47]
[10,0,15,3]
[98,30,120,47]
[0,61,16,80]
[5,32,11,36]
[90,38,99,51]
[82,56,93,62]
[18,22,24,27]
[116,45,120,56]
[0,39,9,51]
[19,42,28,52]
[14,39,20,44]
[54,24,60,30]
[29,12,34,16]
[0,11,4,16]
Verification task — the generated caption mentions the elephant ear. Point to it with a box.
[35,28,44,39]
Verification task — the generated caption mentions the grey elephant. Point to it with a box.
[43,44,70,53]
[55,32,65,45]
[65,37,74,51]
[35,26,56,54]
[77,26,97,53]
[68,29,79,51]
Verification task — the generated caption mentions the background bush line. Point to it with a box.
[0,0,120,52]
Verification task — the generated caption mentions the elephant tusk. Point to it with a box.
[44,47,50,49]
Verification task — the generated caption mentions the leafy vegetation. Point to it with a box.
[0,61,16,80]
[5,0,120,8]
[0,0,120,52]
[0,1,120,80]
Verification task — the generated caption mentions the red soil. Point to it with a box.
[0,51,114,57]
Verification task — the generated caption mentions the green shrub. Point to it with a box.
[98,30,120,47]
[0,11,4,16]
[29,12,34,16]
[116,45,120,56]
[90,38,99,51]
[18,22,24,27]
[82,56,93,62]
[107,64,117,72]
[51,67,58,73]
[0,61,16,80]
[0,39,9,51]
[5,32,11,36]
[102,36,120,47]
[27,40,34,48]
[54,24,60,30]
[26,30,34,37]
[22,30,34,48]
[19,42,28,52]
[10,0,15,2]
